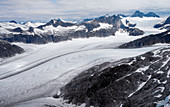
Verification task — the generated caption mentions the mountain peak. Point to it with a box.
[131,11,160,18]
[144,12,160,17]
[131,10,145,18]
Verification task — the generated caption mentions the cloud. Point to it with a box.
[0,0,169,21]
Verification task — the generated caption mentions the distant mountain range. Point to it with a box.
[0,14,144,44]
[131,10,160,18]
[0,11,163,58]
[118,16,170,48]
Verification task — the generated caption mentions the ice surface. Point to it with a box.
[0,30,169,106]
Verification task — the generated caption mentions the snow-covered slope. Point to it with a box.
[0,32,166,107]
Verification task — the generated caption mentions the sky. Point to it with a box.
[0,0,170,22]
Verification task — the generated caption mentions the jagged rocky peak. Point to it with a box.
[47,18,75,27]
[154,16,170,30]
[0,40,24,58]
[94,14,122,24]
[10,20,17,24]
[60,47,170,107]
[38,18,75,29]
[131,10,160,18]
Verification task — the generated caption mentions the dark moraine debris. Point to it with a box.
[60,47,170,107]
[0,40,24,58]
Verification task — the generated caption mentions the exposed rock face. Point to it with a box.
[28,27,34,32]
[126,20,136,27]
[61,47,170,107]
[10,20,17,24]
[11,27,23,32]
[131,11,160,18]
[119,30,170,48]
[0,41,24,58]
[0,15,144,44]
[38,19,75,29]
[128,28,144,36]
[154,16,170,30]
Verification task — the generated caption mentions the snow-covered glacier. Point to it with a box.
[0,16,169,107]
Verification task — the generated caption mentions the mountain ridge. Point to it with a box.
[131,10,160,18]
[0,14,144,44]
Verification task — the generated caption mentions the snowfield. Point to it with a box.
[121,17,166,35]
[0,17,169,107]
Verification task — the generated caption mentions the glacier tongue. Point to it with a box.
[0,34,164,107]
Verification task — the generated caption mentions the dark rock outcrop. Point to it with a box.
[126,20,136,27]
[28,27,34,32]
[10,20,17,24]
[60,47,170,107]
[154,16,170,30]
[0,40,24,58]
[9,27,23,33]
[119,30,170,48]
[128,28,144,36]
[81,21,100,32]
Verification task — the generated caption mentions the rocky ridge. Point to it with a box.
[60,47,170,107]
